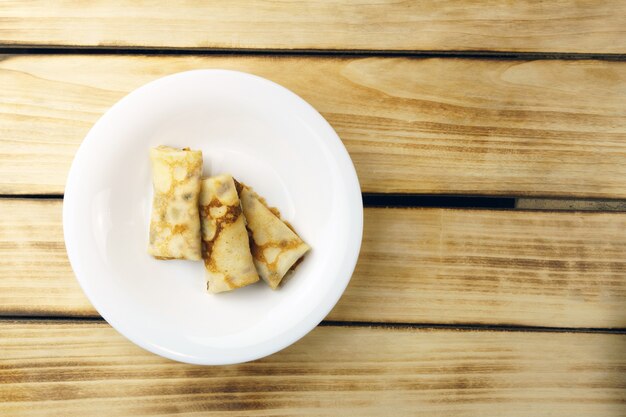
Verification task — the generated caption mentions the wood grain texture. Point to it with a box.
[334,207,626,327]
[2,55,626,197]
[3,199,626,328]
[516,198,626,211]
[0,199,92,315]
[1,321,625,416]
[1,1,625,53]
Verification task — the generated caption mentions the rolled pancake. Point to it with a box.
[148,145,202,260]
[238,185,310,289]
[200,174,259,293]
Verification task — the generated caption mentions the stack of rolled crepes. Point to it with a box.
[148,146,310,293]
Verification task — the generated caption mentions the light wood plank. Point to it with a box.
[334,207,626,327]
[1,1,625,53]
[0,199,93,316]
[3,199,626,328]
[1,321,625,416]
[2,55,626,197]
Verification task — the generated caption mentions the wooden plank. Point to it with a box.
[1,321,625,416]
[3,199,626,328]
[1,1,625,53]
[335,207,626,328]
[0,199,93,316]
[2,55,626,197]
[516,198,626,211]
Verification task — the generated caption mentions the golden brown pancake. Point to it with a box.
[148,145,202,260]
[200,174,259,293]
[238,184,310,289]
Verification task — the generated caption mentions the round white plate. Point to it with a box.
[63,69,363,365]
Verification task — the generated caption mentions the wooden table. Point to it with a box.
[2,2,626,415]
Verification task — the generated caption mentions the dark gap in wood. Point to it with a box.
[1,45,625,61]
[319,321,626,335]
[0,193,63,199]
[1,315,625,334]
[4,194,626,212]
[363,194,515,209]
[0,315,104,322]
[0,193,516,209]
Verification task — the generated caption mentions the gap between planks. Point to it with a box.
[1,316,626,335]
[3,194,626,212]
[1,46,626,61]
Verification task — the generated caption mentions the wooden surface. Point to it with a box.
[2,55,626,197]
[2,321,626,416]
[3,199,626,328]
[3,1,626,415]
[1,1,626,53]
[517,198,626,211]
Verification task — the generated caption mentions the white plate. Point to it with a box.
[63,70,363,365]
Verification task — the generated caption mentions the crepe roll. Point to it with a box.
[238,184,310,289]
[200,174,259,293]
[148,145,203,260]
